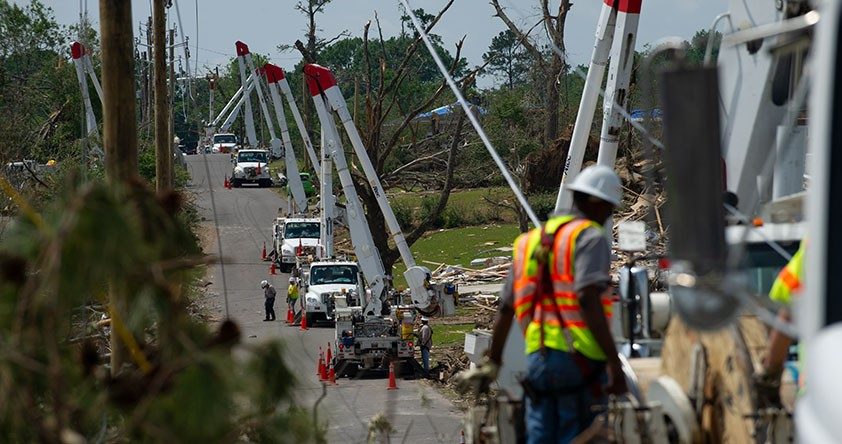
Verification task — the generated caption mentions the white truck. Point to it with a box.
[211,133,239,154]
[301,260,364,325]
[231,149,272,188]
[271,217,321,273]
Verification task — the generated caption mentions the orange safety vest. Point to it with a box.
[512,216,613,360]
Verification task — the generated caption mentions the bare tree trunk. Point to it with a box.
[153,0,170,191]
[545,56,562,144]
[99,0,138,376]
[169,27,175,188]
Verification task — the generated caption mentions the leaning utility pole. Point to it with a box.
[153,0,171,191]
[169,27,176,188]
[98,0,138,375]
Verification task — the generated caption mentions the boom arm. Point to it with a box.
[263,64,308,213]
[305,64,438,313]
[309,88,388,314]
[236,41,282,158]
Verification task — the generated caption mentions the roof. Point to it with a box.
[415,101,487,120]
[311,260,358,267]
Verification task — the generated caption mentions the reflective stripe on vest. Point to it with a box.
[512,216,613,359]
[769,241,805,306]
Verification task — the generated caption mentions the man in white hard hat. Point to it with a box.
[458,165,627,443]
[260,280,276,321]
[415,316,433,377]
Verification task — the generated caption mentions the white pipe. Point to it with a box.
[267,79,308,211]
[555,2,617,213]
[280,78,321,178]
[236,52,258,146]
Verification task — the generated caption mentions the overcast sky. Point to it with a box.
[27,0,727,87]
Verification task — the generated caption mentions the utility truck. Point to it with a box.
[305,63,456,377]
[272,217,321,273]
[211,133,238,154]
[231,149,272,188]
[301,260,364,326]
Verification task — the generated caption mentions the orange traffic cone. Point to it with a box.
[320,356,328,381]
[224,176,229,188]
[326,342,332,364]
[386,361,398,390]
[261,242,267,260]
[286,307,293,324]
[316,347,322,375]
[300,312,308,331]
[270,262,277,275]
[327,362,336,384]
[317,348,325,379]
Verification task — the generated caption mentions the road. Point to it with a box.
[186,154,464,443]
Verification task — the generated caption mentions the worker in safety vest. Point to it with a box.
[287,277,301,317]
[457,165,627,443]
[754,241,805,407]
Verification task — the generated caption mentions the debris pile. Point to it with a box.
[431,262,510,286]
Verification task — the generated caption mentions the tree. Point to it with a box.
[482,30,530,90]
[490,0,572,145]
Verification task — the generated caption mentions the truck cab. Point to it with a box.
[302,261,364,325]
[231,149,272,188]
[211,133,238,154]
[272,217,321,273]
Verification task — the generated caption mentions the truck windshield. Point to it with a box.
[213,134,236,144]
[310,265,358,285]
[238,151,267,163]
[284,222,320,239]
[740,241,801,296]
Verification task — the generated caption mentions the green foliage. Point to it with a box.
[0,178,317,441]
[528,192,558,221]
[482,30,531,90]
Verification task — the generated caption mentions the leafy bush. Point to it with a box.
[529,192,558,221]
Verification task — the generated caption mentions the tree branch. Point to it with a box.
[490,0,545,65]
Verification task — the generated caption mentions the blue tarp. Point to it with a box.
[416,102,487,119]
[629,108,663,121]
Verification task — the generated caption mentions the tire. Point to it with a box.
[231,179,241,188]
[305,312,314,327]
[279,263,293,273]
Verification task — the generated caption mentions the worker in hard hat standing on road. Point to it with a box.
[261,280,276,322]
[287,277,300,321]
[415,317,433,377]
[458,165,628,443]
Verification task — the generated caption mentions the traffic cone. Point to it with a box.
[261,242,267,260]
[386,361,398,390]
[270,262,277,275]
[327,362,336,384]
[459,430,465,444]
[317,348,325,378]
[316,347,322,375]
[319,355,328,381]
[286,307,293,324]
[326,342,332,364]
[300,312,309,331]
[224,175,229,188]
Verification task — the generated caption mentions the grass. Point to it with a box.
[392,223,519,288]
[433,323,477,347]
[390,186,519,227]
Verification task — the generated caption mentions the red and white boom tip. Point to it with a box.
[604,0,642,14]
[235,40,250,57]
[70,42,86,60]
[263,63,286,84]
[303,64,337,96]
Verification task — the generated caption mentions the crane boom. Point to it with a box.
[236,41,282,158]
[305,63,438,312]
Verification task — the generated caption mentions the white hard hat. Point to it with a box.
[421,316,429,322]
[289,277,296,284]
[566,165,622,206]
[260,280,269,288]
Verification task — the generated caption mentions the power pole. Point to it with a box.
[153,0,170,191]
[169,27,176,188]
[98,0,138,375]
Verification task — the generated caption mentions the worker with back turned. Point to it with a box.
[458,165,628,443]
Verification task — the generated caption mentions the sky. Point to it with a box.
[24,0,728,88]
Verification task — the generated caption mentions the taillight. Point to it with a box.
[407,341,413,348]
[658,258,671,270]
[339,344,344,351]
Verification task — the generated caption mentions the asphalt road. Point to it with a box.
[187,154,464,443]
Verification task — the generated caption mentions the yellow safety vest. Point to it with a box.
[288,284,299,300]
[512,216,613,360]
[770,241,805,306]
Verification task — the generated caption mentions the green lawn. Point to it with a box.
[392,223,519,288]
[390,187,519,227]
[433,323,476,347]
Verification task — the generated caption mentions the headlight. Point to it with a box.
[306,297,319,304]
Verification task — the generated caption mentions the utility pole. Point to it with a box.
[169,26,176,188]
[98,0,138,375]
[153,0,170,191]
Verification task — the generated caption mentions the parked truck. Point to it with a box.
[231,149,272,188]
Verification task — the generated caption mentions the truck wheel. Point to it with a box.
[305,312,314,327]
[231,179,241,188]
[279,263,293,273]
